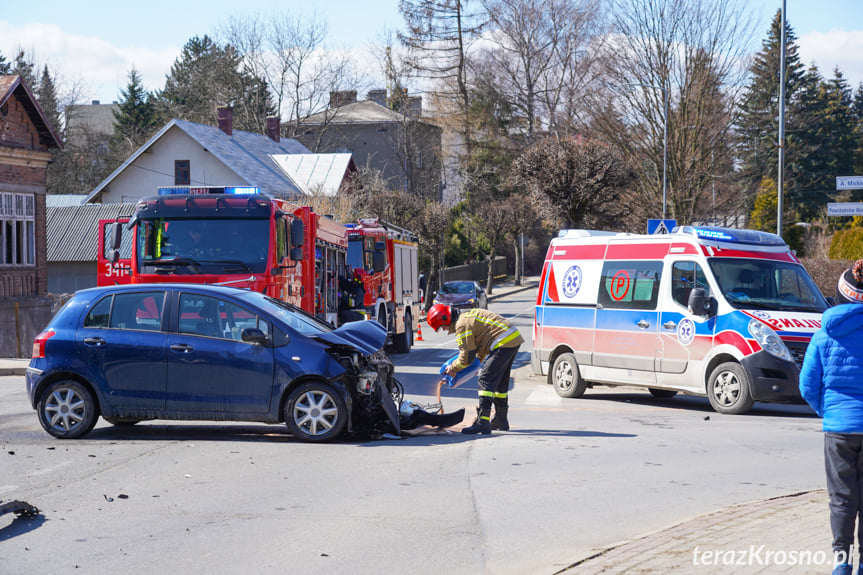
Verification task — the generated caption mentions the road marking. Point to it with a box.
[524,386,563,407]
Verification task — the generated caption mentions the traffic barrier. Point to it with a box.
[416,322,424,341]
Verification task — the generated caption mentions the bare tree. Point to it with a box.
[474,0,603,142]
[591,0,756,224]
[220,10,359,133]
[399,0,486,159]
[512,136,635,230]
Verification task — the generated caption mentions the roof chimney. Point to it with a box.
[408,96,422,119]
[329,90,357,108]
[367,89,387,107]
[266,117,281,142]
[217,107,233,136]
[91,100,100,105]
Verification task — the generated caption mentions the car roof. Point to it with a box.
[75,283,251,298]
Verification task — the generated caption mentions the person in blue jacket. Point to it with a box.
[800,260,863,575]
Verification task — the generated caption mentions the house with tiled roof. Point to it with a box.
[84,109,358,204]
[0,75,63,356]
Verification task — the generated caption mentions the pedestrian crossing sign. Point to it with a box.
[647,219,677,235]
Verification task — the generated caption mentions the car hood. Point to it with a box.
[435,293,473,304]
[314,320,387,355]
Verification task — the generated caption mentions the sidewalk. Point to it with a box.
[559,490,832,574]
[0,357,29,376]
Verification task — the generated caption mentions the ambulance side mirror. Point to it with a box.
[688,288,714,317]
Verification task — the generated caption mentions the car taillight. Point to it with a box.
[32,330,55,359]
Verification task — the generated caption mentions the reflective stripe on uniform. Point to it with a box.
[493,392,507,399]
[479,390,495,398]
[490,326,521,351]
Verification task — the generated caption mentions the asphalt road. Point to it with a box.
[0,288,826,575]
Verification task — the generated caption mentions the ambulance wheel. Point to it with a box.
[707,362,754,415]
[552,353,587,398]
[648,388,678,399]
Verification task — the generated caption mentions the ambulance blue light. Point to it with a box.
[679,226,786,247]
[225,186,260,195]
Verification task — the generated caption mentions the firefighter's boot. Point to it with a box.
[462,407,491,435]
[491,404,509,431]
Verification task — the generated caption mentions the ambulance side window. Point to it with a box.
[598,261,663,310]
[671,261,710,308]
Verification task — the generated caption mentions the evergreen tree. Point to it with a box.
[36,65,62,134]
[112,67,158,154]
[0,51,10,75]
[154,35,274,133]
[853,84,863,176]
[736,11,806,204]
[12,50,37,89]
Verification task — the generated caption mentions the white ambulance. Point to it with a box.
[532,226,830,414]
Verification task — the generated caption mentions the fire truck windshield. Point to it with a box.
[137,217,270,274]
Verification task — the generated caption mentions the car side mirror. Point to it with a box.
[241,327,269,346]
[688,288,713,317]
[372,251,386,273]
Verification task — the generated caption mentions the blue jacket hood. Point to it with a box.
[823,303,863,339]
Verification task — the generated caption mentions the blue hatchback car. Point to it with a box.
[26,283,403,442]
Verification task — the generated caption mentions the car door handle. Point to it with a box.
[170,344,194,353]
[83,337,106,347]
[637,320,651,329]
[663,321,677,330]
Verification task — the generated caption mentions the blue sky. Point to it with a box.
[1,0,862,106]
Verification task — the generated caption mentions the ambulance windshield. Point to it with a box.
[708,258,829,313]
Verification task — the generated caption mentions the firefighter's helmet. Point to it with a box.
[427,304,452,332]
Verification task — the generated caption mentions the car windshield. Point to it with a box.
[440,282,475,295]
[137,217,270,274]
[708,258,828,313]
[238,291,333,336]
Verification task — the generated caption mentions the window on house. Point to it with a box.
[175,160,190,185]
[0,192,35,266]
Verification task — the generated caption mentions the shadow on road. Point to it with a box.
[0,513,46,542]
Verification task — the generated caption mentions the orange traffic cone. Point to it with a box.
[416,322,424,341]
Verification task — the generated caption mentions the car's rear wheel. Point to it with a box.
[707,362,754,415]
[284,382,347,442]
[37,380,99,439]
[551,353,587,398]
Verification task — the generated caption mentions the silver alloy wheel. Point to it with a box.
[555,360,574,393]
[712,370,741,407]
[44,387,87,432]
[292,389,340,437]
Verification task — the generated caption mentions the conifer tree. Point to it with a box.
[112,67,158,154]
[736,11,805,202]
[36,65,61,134]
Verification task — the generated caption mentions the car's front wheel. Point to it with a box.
[707,362,754,415]
[37,380,99,439]
[284,382,347,442]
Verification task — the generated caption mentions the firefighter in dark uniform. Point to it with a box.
[426,304,524,435]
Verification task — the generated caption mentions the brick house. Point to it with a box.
[0,75,63,356]
[0,75,62,296]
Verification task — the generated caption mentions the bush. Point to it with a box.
[829,228,863,260]
[800,257,854,299]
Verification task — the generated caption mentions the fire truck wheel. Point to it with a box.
[393,312,413,354]
[648,388,678,399]
[37,380,99,439]
[284,381,347,442]
[707,362,754,415]
[551,353,587,398]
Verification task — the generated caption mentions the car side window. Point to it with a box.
[84,296,112,328]
[598,261,663,310]
[109,291,165,331]
[179,293,268,341]
[671,261,710,309]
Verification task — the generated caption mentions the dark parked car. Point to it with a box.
[26,283,406,442]
[432,281,488,310]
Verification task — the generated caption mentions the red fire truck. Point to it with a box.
[345,218,420,353]
[99,186,348,325]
